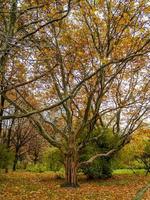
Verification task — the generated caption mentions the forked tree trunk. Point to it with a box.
[64,153,78,187]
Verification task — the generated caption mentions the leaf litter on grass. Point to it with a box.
[0,172,149,200]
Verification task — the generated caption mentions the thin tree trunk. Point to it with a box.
[145,168,150,176]
[13,155,18,171]
[5,168,8,173]
[33,153,38,165]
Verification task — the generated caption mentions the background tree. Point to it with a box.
[10,118,36,171]
[136,140,150,175]
[28,134,44,165]
[0,115,15,172]
[113,126,150,174]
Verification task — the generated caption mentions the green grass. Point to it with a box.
[97,179,132,186]
[113,169,146,175]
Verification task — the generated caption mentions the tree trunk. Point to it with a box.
[5,168,8,173]
[63,153,78,187]
[13,155,18,171]
[145,168,150,176]
[33,154,38,165]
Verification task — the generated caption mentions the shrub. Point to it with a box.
[26,163,47,172]
[26,147,63,172]
[42,147,63,171]
[0,144,14,169]
[82,157,112,179]
[55,168,65,179]
[80,127,120,179]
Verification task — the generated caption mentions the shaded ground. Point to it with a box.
[0,172,149,200]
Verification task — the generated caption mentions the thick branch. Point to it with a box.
[79,149,116,166]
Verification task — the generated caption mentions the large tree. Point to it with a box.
[0,0,149,187]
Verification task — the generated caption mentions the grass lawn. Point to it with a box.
[113,169,146,175]
[0,171,149,200]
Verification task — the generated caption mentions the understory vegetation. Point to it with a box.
[1,127,149,177]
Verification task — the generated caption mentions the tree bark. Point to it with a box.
[63,153,79,187]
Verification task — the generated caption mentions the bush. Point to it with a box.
[80,127,120,179]
[55,168,65,179]
[42,147,63,171]
[112,131,150,171]
[0,144,14,169]
[82,157,112,179]
[26,163,47,172]
[26,147,63,172]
